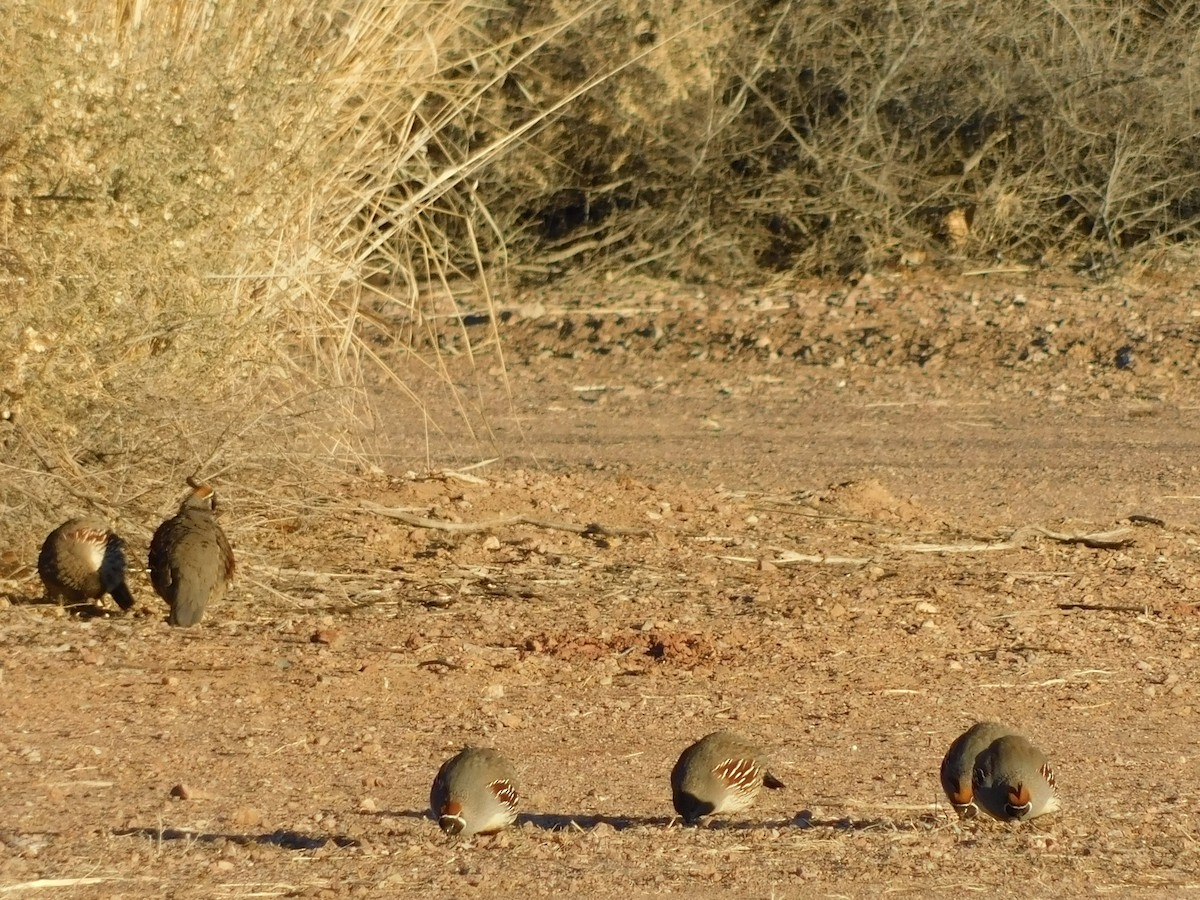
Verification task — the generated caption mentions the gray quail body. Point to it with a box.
[971,732,1060,822]
[148,482,235,627]
[939,721,1015,818]
[671,730,784,824]
[38,517,135,611]
[429,747,520,836]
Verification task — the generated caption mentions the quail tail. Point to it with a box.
[110,581,136,611]
[169,589,208,628]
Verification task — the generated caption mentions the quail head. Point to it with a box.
[971,733,1060,822]
[671,730,785,824]
[38,517,135,612]
[148,481,235,627]
[429,747,520,837]
[939,721,1015,818]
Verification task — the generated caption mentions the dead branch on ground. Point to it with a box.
[360,500,651,537]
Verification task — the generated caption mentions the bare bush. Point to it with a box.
[450,0,1200,278]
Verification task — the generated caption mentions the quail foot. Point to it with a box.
[429,747,520,837]
[38,518,136,611]
[671,730,785,824]
[939,721,1015,818]
[148,481,235,627]
[971,733,1060,822]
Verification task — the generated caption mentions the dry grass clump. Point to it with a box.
[0,0,507,564]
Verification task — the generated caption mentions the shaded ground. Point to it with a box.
[5,271,1200,897]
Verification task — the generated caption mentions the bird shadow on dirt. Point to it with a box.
[114,826,359,850]
[371,808,939,833]
[374,809,674,832]
[5,593,118,619]
[519,812,674,831]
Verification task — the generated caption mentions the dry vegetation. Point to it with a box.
[5,4,1200,893]
[3,0,1200,528]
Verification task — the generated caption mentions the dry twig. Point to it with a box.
[892,525,1134,553]
[360,500,650,537]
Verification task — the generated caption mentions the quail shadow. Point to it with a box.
[6,591,67,608]
[794,810,947,832]
[517,812,673,831]
[66,602,122,620]
[368,809,922,834]
[371,810,683,831]
[660,810,937,832]
[115,826,358,850]
[8,594,121,619]
[679,815,805,831]
[366,809,432,823]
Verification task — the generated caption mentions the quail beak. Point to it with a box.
[438,813,466,835]
[437,800,466,835]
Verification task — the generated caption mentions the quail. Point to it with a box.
[971,733,1060,822]
[429,747,520,837]
[939,721,1015,818]
[148,481,235,627]
[37,517,135,611]
[670,730,785,824]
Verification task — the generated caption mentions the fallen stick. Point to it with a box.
[892,525,1134,553]
[718,552,873,567]
[0,879,112,892]
[1034,525,1135,548]
[1057,602,1152,614]
[360,501,650,537]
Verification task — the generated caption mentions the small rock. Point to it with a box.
[169,783,211,801]
[311,628,344,647]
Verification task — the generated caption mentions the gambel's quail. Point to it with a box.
[148,481,234,627]
[38,517,135,611]
[971,733,1060,822]
[939,721,1016,818]
[429,747,520,837]
[671,730,785,824]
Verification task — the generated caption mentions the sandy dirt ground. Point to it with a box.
[5,271,1200,897]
